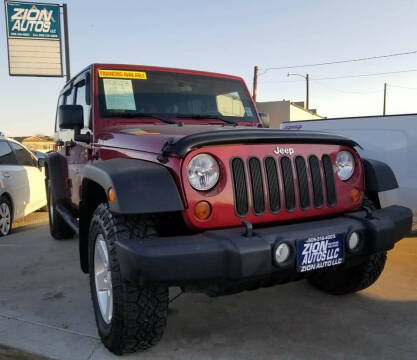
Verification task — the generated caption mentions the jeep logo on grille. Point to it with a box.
[274,146,295,155]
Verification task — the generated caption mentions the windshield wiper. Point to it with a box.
[175,114,237,126]
[104,112,179,125]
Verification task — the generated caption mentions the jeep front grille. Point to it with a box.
[248,157,266,214]
[280,156,296,211]
[231,158,249,216]
[264,157,281,213]
[309,155,324,208]
[295,156,310,210]
[322,154,337,207]
[231,155,337,217]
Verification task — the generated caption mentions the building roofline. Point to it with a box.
[282,112,417,123]
[289,101,325,118]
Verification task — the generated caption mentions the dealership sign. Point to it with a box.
[6,2,60,39]
[4,1,63,77]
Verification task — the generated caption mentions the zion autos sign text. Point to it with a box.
[6,2,60,39]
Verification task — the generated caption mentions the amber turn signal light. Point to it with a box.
[108,188,116,202]
[350,187,361,203]
[194,201,212,220]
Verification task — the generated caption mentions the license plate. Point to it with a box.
[297,234,344,273]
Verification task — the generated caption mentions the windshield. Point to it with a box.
[97,69,258,123]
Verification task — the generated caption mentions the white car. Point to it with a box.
[0,137,47,236]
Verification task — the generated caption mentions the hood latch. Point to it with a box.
[157,137,175,163]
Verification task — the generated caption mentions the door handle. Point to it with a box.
[3,173,10,178]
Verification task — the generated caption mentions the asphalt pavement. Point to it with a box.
[0,212,416,360]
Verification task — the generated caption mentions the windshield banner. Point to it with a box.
[98,69,147,80]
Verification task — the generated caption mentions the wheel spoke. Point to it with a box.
[95,269,108,291]
[97,290,109,312]
[97,239,109,267]
[105,289,113,322]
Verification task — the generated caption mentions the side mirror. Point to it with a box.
[58,105,84,130]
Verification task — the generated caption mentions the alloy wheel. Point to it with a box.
[0,202,11,236]
[94,233,113,324]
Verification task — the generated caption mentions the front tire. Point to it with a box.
[309,197,388,295]
[308,251,387,295]
[88,203,168,355]
[0,196,12,236]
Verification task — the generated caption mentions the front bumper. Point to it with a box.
[115,205,412,286]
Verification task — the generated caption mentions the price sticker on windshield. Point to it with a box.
[98,69,147,80]
[103,79,136,110]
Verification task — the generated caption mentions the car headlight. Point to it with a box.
[187,154,220,191]
[336,151,355,180]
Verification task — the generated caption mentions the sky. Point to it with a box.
[1,0,417,137]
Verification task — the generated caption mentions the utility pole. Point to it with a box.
[253,66,259,102]
[62,3,71,82]
[306,74,310,110]
[383,83,387,116]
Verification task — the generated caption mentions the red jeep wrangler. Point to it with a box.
[46,64,412,355]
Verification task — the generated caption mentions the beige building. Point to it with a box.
[21,136,55,152]
[257,100,324,128]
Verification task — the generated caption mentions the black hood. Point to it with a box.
[162,128,361,157]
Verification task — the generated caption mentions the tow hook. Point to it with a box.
[242,221,254,237]
[363,206,375,219]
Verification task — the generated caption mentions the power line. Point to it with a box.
[312,69,417,81]
[389,84,417,91]
[313,80,383,95]
[259,50,417,73]
[259,68,417,84]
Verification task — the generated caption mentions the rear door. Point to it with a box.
[9,142,46,215]
[0,140,27,221]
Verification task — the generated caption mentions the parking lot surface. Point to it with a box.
[0,212,416,360]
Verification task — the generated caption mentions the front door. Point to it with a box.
[55,71,92,207]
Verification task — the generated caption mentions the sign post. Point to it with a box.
[62,2,69,80]
[4,1,70,78]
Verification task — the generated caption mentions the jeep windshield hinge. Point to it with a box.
[157,137,175,163]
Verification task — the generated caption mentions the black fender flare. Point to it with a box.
[45,152,69,202]
[82,158,184,214]
[362,158,398,193]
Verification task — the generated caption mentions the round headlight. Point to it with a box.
[187,154,220,191]
[336,151,355,181]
